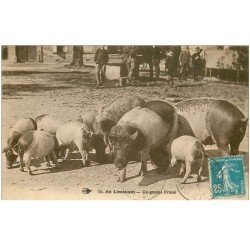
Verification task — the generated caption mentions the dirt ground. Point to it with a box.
[1,67,249,200]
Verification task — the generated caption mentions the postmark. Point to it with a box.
[209,155,246,198]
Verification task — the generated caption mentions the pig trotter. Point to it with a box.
[117,176,124,183]
[64,148,70,160]
[117,175,125,183]
[139,169,147,176]
[197,166,202,182]
[25,157,32,176]
[50,151,58,168]
[180,162,191,184]
[19,156,24,172]
[45,156,52,167]
[179,163,185,176]
[140,153,148,176]
[118,168,126,183]
[180,178,186,184]
[85,160,90,167]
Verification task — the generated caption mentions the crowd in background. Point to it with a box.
[94,46,204,88]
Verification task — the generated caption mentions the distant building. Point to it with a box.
[2,45,99,63]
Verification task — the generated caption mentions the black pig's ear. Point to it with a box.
[109,125,118,139]
[241,117,248,124]
[130,129,138,141]
[2,147,7,153]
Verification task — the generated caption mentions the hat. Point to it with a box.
[168,50,174,56]
[181,45,189,51]
[195,47,201,51]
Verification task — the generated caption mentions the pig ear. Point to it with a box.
[109,126,117,138]
[130,129,138,141]
[241,117,248,124]
[2,147,7,153]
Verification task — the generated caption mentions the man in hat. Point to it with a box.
[94,46,109,88]
[152,46,163,80]
[165,50,175,86]
[192,47,203,81]
[179,46,191,80]
[126,47,138,84]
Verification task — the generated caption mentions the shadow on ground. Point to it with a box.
[2,83,75,96]
[137,149,249,187]
[176,83,205,87]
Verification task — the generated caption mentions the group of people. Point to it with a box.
[94,46,204,88]
[178,46,203,82]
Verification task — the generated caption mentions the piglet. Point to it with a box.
[56,121,91,166]
[35,114,65,135]
[17,130,59,175]
[2,118,37,169]
[78,111,97,131]
[170,135,205,184]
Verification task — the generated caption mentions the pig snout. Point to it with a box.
[115,162,124,170]
[115,160,127,182]
[4,148,18,169]
[170,157,177,167]
[113,146,130,170]
[6,163,12,169]
[114,154,128,170]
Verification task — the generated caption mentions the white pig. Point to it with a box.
[170,135,205,184]
[35,114,65,135]
[2,118,37,169]
[56,121,91,166]
[17,130,59,175]
[78,111,97,131]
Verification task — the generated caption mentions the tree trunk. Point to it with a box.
[70,46,84,67]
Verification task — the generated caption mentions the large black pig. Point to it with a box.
[175,98,248,156]
[109,100,178,182]
[89,96,145,163]
[93,95,145,146]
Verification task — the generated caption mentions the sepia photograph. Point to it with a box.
[1,1,250,250]
[1,45,249,200]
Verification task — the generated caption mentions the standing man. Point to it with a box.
[126,50,136,84]
[94,46,109,88]
[152,46,162,80]
[165,49,175,86]
[179,46,191,80]
[119,50,129,86]
[192,47,203,81]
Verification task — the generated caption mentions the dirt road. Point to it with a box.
[1,68,249,199]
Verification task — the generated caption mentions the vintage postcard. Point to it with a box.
[1,45,249,200]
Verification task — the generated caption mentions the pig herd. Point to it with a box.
[2,96,248,184]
